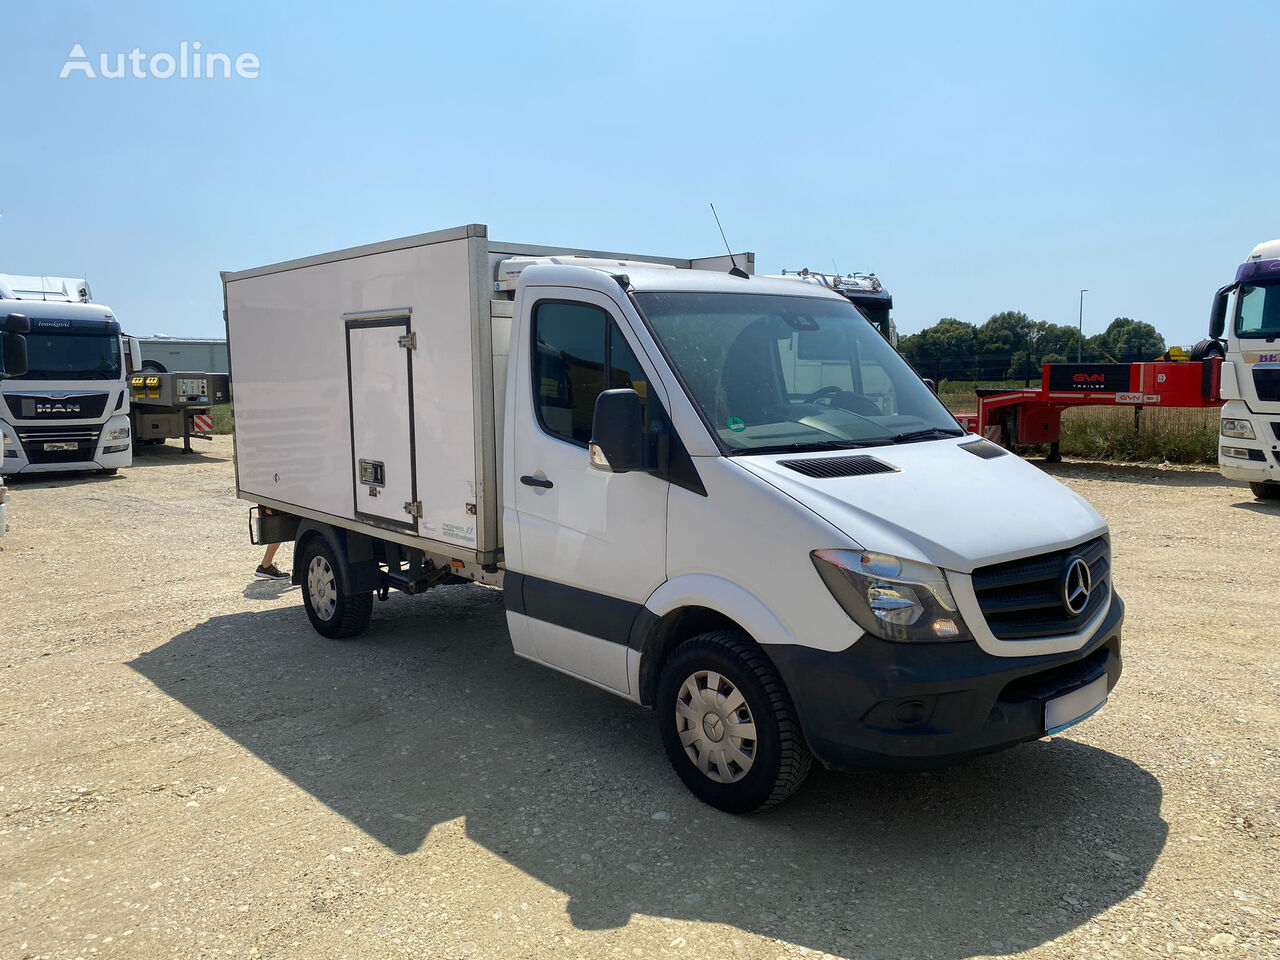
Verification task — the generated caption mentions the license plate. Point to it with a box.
[1045,674,1108,735]
[44,442,78,452]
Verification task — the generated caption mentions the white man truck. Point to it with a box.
[225,224,1123,812]
[0,276,137,475]
[1210,240,1280,499]
[0,311,31,533]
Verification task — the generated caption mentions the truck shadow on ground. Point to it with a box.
[3,469,124,488]
[1037,460,1236,489]
[128,444,230,467]
[131,586,1166,960]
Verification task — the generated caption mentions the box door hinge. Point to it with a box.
[398,332,417,350]
[403,500,423,518]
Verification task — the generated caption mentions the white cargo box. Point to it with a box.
[223,223,752,566]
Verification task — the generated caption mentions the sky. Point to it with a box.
[2,1,1277,345]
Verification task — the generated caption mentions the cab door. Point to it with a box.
[506,289,669,697]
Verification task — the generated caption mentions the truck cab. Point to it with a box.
[769,268,898,346]
[1210,240,1280,498]
[0,311,31,533]
[0,276,136,475]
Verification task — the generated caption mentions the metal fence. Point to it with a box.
[905,351,1157,384]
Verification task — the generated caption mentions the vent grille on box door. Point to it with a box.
[779,455,897,479]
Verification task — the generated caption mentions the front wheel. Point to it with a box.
[656,631,812,813]
[1250,481,1280,500]
[300,537,373,639]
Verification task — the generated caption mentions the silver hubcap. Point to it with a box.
[675,670,757,783]
[306,555,337,622]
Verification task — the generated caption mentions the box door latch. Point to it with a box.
[398,332,417,350]
[403,500,423,518]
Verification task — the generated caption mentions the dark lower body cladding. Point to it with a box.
[767,594,1125,772]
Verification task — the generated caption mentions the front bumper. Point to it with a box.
[766,593,1124,771]
[1218,403,1280,483]
[1,416,132,475]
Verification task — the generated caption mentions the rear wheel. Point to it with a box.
[300,537,373,638]
[1250,481,1280,500]
[656,631,811,813]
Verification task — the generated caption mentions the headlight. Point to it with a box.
[1221,418,1255,440]
[811,549,970,643]
[107,426,131,441]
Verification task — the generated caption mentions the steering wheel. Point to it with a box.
[805,385,881,418]
[806,385,846,402]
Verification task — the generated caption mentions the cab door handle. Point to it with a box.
[520,475,554,489]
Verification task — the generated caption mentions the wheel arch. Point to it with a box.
[292,521,380,594]
[634,574,796,707]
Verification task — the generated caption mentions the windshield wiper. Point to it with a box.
[733,439,870,456]
[886,427,966,443]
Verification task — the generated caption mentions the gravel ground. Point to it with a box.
[1,438,1276,960]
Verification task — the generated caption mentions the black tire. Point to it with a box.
[656,631,812,813]
[101,468,118,475]
[1190,338,1226,362]
[1250,481,1280,500]
[299,536,373,639]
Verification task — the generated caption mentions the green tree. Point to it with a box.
[1090,317,1165,361]
[899,317,980,378]
[976,311,1034,357]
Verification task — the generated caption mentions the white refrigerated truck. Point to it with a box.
[225,224,1124,812]
[1209,239,1280,499]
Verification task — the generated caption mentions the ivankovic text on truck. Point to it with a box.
[225,225,1124,812]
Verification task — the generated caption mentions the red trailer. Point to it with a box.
[953,358,1223,460]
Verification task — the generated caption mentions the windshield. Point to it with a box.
[1236,281,1280,339]
[16,329,122,380]
[634,291,963,454]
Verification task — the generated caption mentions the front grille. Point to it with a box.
[4,392,109,420]
[1254,368,1280,402]
[971,536,1110,640]
[15,424,101,464]
[780,455,897,478]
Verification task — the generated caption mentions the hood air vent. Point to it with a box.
[780,454,897,479]
[959,438,1008,459]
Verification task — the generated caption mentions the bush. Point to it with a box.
[1058,407,1218,464]
[211,403,234,435]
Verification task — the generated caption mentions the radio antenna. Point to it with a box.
[709,203,749,278]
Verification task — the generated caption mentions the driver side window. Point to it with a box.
[532,301,652,447]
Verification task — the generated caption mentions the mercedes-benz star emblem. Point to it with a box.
[1062,556,1092,616]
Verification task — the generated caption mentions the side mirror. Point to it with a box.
[589,389,645,473]
[1209,284,1233,340]
[922,378,938,395]
[2,332,28,378]
[2,313,29,378]
[127,337,143,373]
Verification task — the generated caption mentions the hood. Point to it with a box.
[734,437,1105,573]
